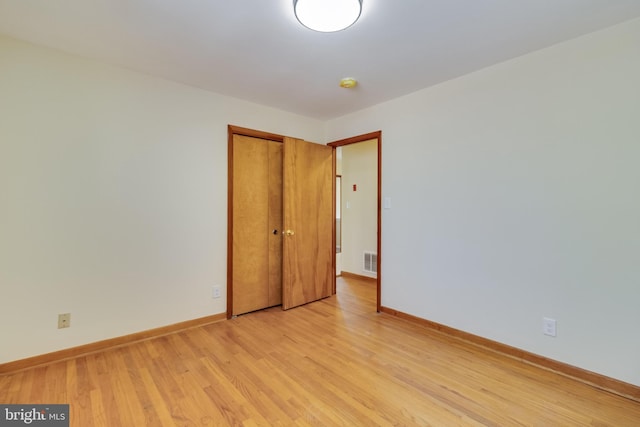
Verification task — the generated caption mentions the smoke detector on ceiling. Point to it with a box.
[340,77,358,88]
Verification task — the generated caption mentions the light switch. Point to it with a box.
[384,197,391,209]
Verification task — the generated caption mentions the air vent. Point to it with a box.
[363,251,377,274]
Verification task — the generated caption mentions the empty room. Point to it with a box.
[1,1,640,425]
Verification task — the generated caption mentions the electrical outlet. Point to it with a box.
[58,313,71,329]
[212,286,221,299]
[543,317,557,337]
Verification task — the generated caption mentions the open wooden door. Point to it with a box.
[282,137,334,310]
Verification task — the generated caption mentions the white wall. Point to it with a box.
[341,140,378,278]
[0,36,324,364]
[325,18,640,386]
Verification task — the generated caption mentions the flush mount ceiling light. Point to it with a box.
[294,0,363,33]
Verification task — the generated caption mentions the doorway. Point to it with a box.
[328,131,382,312]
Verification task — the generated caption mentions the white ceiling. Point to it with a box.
[1,1,640,120]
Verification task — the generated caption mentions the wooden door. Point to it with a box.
[267,141,283,307]
[232,135,282,315]
[282,137,334,310]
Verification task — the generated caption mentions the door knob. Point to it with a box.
[282,229,295,236]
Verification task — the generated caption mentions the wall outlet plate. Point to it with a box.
[212,286,221,299]
[543,317,557,337]
[58,313,71,329]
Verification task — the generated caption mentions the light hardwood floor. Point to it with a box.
[1,276,639,426]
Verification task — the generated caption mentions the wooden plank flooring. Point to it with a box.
[2,276,640,426]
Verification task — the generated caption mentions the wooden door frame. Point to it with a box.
[327,131,382,312]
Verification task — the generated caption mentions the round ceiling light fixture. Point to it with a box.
[294,0,363,33]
